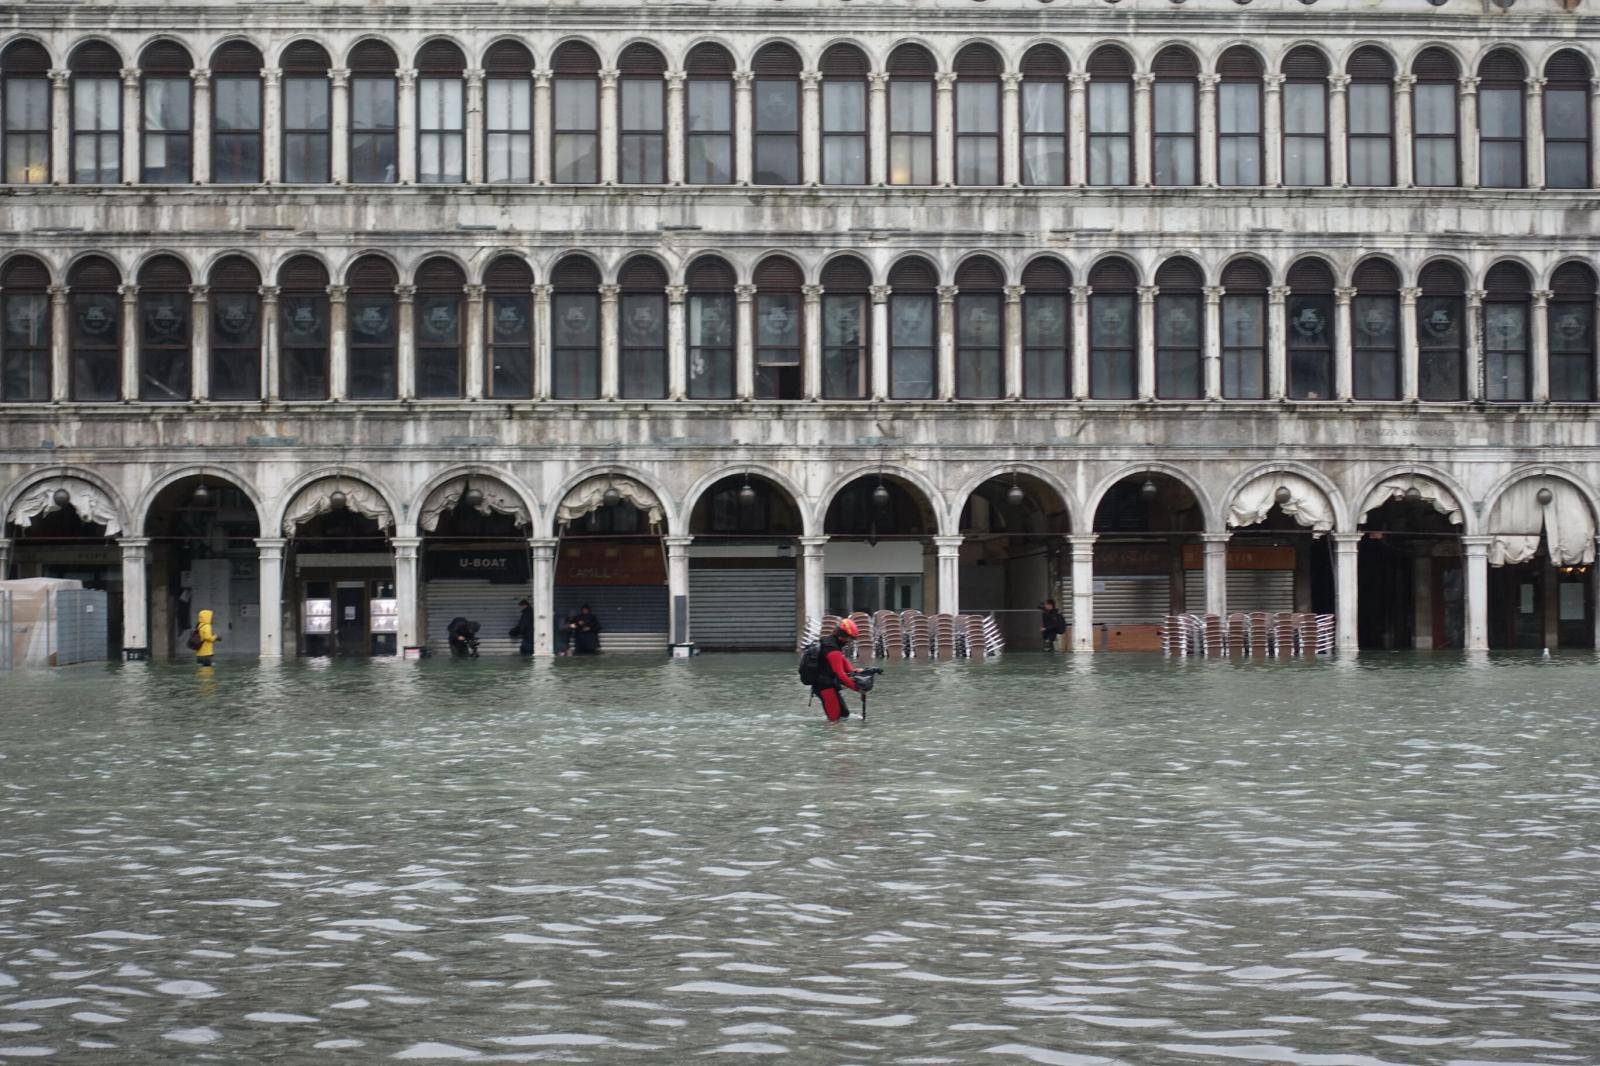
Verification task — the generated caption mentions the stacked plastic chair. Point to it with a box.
[1227,613,1250,655]
[873,610,905,659]
[1270,612,1297,656]
[798,617,821,651]
[906,613,933,658]
[1161,614,1191,655]
[848,611,875,657]
[1248,612,1271,654]
[980,614,1005,655]
[1296,613,1336,655]
[929,614,958,660]
[1201,614,1227,656]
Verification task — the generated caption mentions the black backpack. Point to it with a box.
[185,628,203,651]
[797,642,822,686]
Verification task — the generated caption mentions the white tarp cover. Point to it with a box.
[0,578,84,668]
[556,477,664,529]
[1487,477,1596,568]
[1359,476,1464,527]
[1227,472,1334,532]
[281,480,393,535]
[419,477,530,532]
[6,478,123,537]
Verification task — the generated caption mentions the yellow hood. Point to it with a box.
[198,610,214,625]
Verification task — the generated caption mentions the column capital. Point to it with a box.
[1327,73,1351,93]
[253,536,288,555]
[466,68,485,88]
[1395,73,1416,92]
[120,67,142,89]
[262,66,282,87]
[733,69,753,88]
[1333,285,1356,305]
[395,284,417,304]
[1133,73,1155,91]
[1202,286,1225,304]
[1591,77,1600,96]
[118,283,140,299]
[527,536,559,556]
[1531,289,1553,307]
[735,283,757,301]
[258,284,280,301]
[1400,286,1421,305]
[869,72,889,90]
[800,534,830,554]
[1460,535,1495,550]
[1068,532,1098,547]
[190,68,211,88]
[1268,285,1291,303]
[532,283,552,303]
[665,69,686,88]
[599,68,619,89]
[935,72,958,91]
[1197,73,1220,92]
[330,67,351,89]
[1201,532,1232,545]
[1004,284,1025,303]
[666,284,687,303]
[120,536,152,553]
[1525,76,1546,96]
[1263,73,1285,91]
[663,534,695,550]
[870,284,892,304]
[49,68,70,86]
[1137,285,1159,304]
[1466,288,1487,307]
[189,283,210,301]
[534,69,552,88]
[932,534,964,552]
[464,283,485,300]
[397,68,418,89]
[327,284,348,303]
[1458,74,1479,95]
[49,283,70,301]
[937,284,958,304]
[1331,531,1363,548]
[1001,72,1022,90]
[1068,72,1091,89]
[801,283,824,300]
[1071,284,1093,300]
[600,283,620,304]
[801,70,822,88]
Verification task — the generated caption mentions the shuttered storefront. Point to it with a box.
[424,580,525,655]
[554,586,667,654]
[689,568,796,649]
[1180,569,1296,614]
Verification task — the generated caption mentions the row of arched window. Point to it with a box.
[4,250,1595,404]
[3,38,1593,188]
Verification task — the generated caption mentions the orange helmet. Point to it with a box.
[836,617,859,638]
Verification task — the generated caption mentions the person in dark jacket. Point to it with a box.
[1040,599,1067,651]
[573,605,602,654]
[509,599,534,656]
[812,617,863,722]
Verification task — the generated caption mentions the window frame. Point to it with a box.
[753,73,802,185]
[1089,290,1136,399]
[348,71,399,184]
[1217,76,1262,187]
[484,75,532,184]
[1155,288,1203,399]
[550,289,600,399]
[1351,291,1400,401]
[0,277,51,402]
[417,73,466,184]
[2,73,52,185]
[821,74,868,186]
[954,77,1000,187]
[282,73,331,183]
[1022,289,1069,399]
[1544,85,1591,190]
[70,73,121,184]
[618,73,666,185]
[69,287,121,401]
[551,74,599,184]
[414,276,464,399]
[1221,292,1267,399]
[888,290,937,400]
[955,289,1003,398]
[1346,77,1393,187]
[1548,291,1596,402]
[687,287,736,400]
[346,286,398,399]
[1151,73,1197,187]
[139,72,193,183]
[1477,83,1526,190]
[888,76,935,186]
[1412,78,1459,188]
[1483,293,1531,402]
[1281,74,1329,187]
[1087,78,1132,186]
[211,72,262,183]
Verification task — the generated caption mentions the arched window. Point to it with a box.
[139,41,192,183]
[1217,46,1263,187]
[618,256,666,399]
[346,255,397,398]
[1020,45,1068,186]
[349,41,398,183]
[1221,259,1268,399]
[484,255,532,398]
[552,42,600,184]
[550,255,599,398]
[955,256,1003,398]
[1484,262,1531,401]
[281,41,331,184]
[1412,47,1459,187]
[1352,259,1399,400]
[1545,50,1591,190]
[416,40,466,184]
[1155,257,1202,399]
[1346,46,1394,187]
[1087,46,1133,186]
[1089,256,1138,399]
[277,255,330,399]
[2,41,52,184]
[70,41,122,184]
[207,255,261,400]
[1282,46,1329,186]
[686,256,735,399]
[1417,261,1465,401]
[820,44,868,185]
[1478,49,1526,189]
[954,44,1001,186]
[1549,262,1596,402]
[754,256,803,399]
[68,256,121,400]
[685,44,734,184]
[211,41,263,183]
[1287,258,1335,400]
[1022,257,1070,399]
[484,41,534,184]
[415,257,464,398]
[1152,46,1198,187]
[618,43,665,184]
[137,255,190,401]
[753,43,802,185]
[821,256,870,399]
[1,255,51,400]
[888,258,938,399]
[888,44,935,186]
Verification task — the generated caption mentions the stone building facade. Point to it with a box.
[1,0,1598,659]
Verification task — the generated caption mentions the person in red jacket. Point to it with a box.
[814,617,863,722]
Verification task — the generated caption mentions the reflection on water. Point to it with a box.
[1,653,1598,1063]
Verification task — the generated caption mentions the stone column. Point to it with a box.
[1267,285,1289,400]
[255,537,286,657]
[463,69,485,184]
[391,535,421,651]
[327,284,348,400]
[666,71,686,185]
[599,283,620,399]
[1525,76,1545,190]
[935,72,956,186]
[1137,285,1158,400]
[119,284,139,399]
[1198,73,1220,186]
[801,71,822,185]
[665,535,694,650]
[0,538,11,582]
[1069,533,1096,652]
[937,285,958,400]
[1328,73,1350,187]
[800,535,829,627]
[1458,75,1479,188]
[1004,284,1024,399]
[599,68,619,184]
[464,284,485,399]
[1202,532,1229,617]
[1333,286,1355,400]
[533,71,553,184]
[1594,535,1600,653]
[260,285,280,401]
[1068,73,1089,186]
[735,284,756,399]
[733,70,753,185]
[395,284,416,399]
[1591,78,1600,195]
[1530,289,1552,403]
[1071,284,1092,397]
[666,284,687,400]
[1465,288,1486,401]
[1460,535,1491,652]
[1400,286,1421,402]
[120,536,150,659]
[532,283,552,398]
[1263,74,1284,186]
[1001,72,1022,186]
[189,283,210,400]
[870,285,891,400]
[120,67,140,183]
[802,284,823,399]
[1333,531,1360,654]
[49,284,70,402]
[330,68,350,183]
[933,535,963,616]
[191,69,212,183]
[49,70,70,184]
[529,537,557,656]
[262,68,282,183]
[1133,73,1154,186]
[1395,74,1415,188]
[1203,286,1223,399]
[868,73,889,185]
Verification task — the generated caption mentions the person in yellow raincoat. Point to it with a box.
[195,609,219,665]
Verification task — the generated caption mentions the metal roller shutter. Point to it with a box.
[1180,570,1295,614]
[424,580,525,655]
[690,570,796,649]
[555,586,667,655]
[1093,576,1171,625]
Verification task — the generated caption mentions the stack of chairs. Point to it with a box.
[873,610,905,660]
[930,614,959,660]
[1248,612,1272,654]
[1227,613,1251,655]
[1270,612,1298,656]
[957,614,985,658]
[848,611,875,657]
[1201,614,1228,657]
[905,612,933,658]
[1161,614,1192,656]
[797,617,821,651]
[980,614,1006,655]
[1296,613,1336,655]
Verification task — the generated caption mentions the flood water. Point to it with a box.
[1,653,1598,1064]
